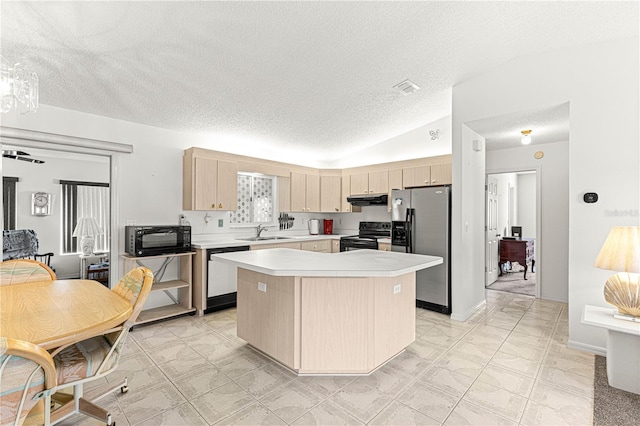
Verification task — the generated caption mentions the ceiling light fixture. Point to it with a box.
[0,55,39,114]
[521,129,532,145]
[393,79,420,95]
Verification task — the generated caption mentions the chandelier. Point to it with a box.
[0,55,39,114]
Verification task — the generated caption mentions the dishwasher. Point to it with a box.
[206,245,250,314]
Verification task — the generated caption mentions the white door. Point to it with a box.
[486,175,499,285]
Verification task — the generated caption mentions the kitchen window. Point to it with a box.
[60,180,110,254]
[230,173,276,225]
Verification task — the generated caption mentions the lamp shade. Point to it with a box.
[72,217,103,238]
[594,226,640,273]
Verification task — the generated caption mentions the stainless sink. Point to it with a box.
[237,236,293,241]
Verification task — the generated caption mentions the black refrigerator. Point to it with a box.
[391,186,451,314]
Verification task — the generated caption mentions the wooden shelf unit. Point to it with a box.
[120,252,196,325]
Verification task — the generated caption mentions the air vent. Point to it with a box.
[393,79,420,95]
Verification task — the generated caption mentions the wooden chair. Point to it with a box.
[0,259,57,286]
[0,337,57,426]
[47,267,153,425]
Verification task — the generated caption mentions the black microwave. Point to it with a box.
[125,225,191,257]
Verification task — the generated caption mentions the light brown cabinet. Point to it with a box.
[250,241,301,251]
[351,170,388,195]
[320,176,341,212]
[341,175,359,213]
[378,242,391,251]
[430,163,452,185]
[300,240,331,253]
[402,163,451,188]
[331,240,340,253]
[278,176,291,212]
[183,151,238,211]
[290,172,319,212]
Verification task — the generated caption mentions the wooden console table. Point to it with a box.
[499,238,535,280]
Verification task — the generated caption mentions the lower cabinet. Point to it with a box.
[300,240,331,253]
[378,242,391,251]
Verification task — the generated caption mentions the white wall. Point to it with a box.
[517,173,536,239]
[450,124,486,321]
[2,151,109,278]
[453,37,639,353]
[332,115,452,169]
[487,141,569,302]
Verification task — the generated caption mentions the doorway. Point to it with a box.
[485,170,538,297]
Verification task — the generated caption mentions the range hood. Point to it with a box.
[347,193,389,206]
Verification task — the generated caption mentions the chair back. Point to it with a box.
[0,337,57,426]
[0,259,57,286]
[2,230,38,261]
[32,252,54,268]
[112,266,154,324]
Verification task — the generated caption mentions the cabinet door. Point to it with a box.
[194,156,217,210]
[217,160,238,210]
[320,176,341,212]
[429,163,452,185]
[331,240,340,253]
[368,170,388,194]
[306,174,320,212]
[402,165,430,188]
[350,173,369,195]
[290,172,306,212]
[301,240,331,253]
[278,176,291,212]
[341,175,352,212]
[388,169,403,191]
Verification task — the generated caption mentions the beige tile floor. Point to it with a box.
[59,289,595,425]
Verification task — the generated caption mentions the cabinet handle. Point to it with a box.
[432,180,436,183]
[211,203,215,209]
[218,203,223,209]
[424,180,428,184]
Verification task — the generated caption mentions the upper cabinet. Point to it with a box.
[350,170,388,195]
[183,150,238,211]
[278,176,291,212]
[290,172,319,212]
[320,175,341,213]
[429,163,452,186]
[402,162,451,188]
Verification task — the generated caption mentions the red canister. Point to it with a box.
[323,219,333,235]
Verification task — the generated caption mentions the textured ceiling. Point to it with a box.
[1,1,637,163]
[466,103,570,151]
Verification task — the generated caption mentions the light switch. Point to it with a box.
[258,282,267,292]
[393,284,401,294]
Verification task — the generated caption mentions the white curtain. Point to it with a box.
[77,186,110,252]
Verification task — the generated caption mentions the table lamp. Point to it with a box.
[73,217,103,256]
[594,226,640,318]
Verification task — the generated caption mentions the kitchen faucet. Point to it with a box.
[256,224,267,238]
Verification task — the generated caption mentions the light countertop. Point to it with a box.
[191,234,391,249]
[210,248,442,277]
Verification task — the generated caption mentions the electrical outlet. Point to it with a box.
[218,219,223,227]
[258,282,267,292]
[393,284,401,294]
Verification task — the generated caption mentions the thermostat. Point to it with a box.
[583,192,598,203]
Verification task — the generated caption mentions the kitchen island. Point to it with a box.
[212,248,442,375]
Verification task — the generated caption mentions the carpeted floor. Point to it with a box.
[594,355,640,425]
[486,264,535,296]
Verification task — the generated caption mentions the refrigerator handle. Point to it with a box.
[407,208,415,253]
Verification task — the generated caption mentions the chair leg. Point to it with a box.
[78,398,112,424]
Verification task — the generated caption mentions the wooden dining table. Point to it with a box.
[0,279,132,350]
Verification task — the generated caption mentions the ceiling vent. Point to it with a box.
[393,79,420,95]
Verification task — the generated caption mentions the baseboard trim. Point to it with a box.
[567,339,606,357]
[451,299,486,322]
